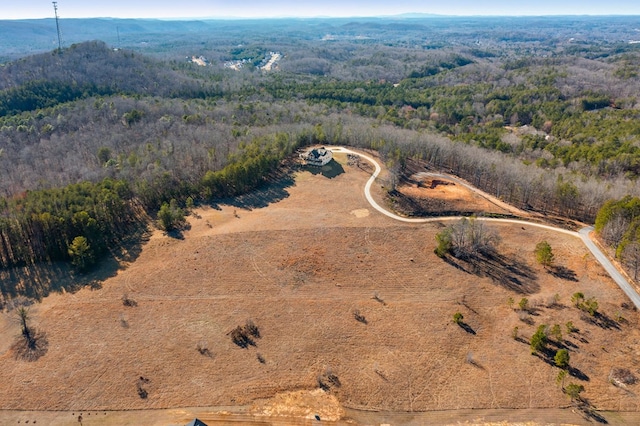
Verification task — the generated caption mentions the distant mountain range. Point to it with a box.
[2,15,640,63]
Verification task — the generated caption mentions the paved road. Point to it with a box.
[579,226,640,308]
[330,146,640,309]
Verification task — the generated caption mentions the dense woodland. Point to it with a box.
[2,16,640,299]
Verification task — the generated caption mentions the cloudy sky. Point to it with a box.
[5,0,640,19]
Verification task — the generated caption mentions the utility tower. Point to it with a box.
[52,1,63,52]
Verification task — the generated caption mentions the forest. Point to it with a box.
[2,15,640,299]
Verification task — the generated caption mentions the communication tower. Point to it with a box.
[52,1,63,52]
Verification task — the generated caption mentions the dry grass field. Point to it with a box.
[1,150,640,424]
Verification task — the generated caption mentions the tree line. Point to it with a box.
[3,36,640,298]
[0,127,317,280]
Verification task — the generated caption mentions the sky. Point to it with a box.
[4,0,640,20]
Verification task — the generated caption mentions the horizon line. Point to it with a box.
[3,12,640,21]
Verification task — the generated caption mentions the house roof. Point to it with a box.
[185,419,208,426]
[309,148,329,158]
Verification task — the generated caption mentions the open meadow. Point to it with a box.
[1,151,639,424]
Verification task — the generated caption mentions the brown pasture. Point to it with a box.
[1,151,639,424]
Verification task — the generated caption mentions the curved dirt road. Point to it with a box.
[330,146,640,309]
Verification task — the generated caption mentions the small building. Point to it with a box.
[185,419,208,426]
[300,147,333,166]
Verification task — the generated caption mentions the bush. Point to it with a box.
[244,319,260,338]
[68,236,95,271]
[196,340,212,357]
[530,324,548,353]
[157,199,186,232]
[353,309,368,324]
[535,240,554,268]
[571,292,585,307]
[518,297,529,311]
[572,292,598,316]
[582,297,599,316]
[512,326,519,340]
[555,349,570,369]
[318,367,341,391]
[565,383,584,400]
[550,324,562,342]
[434,228,452,257]
[445,218,499,259]
[122,294,138,307]
[229,326,253,348]
[229,319,261,348]
[609,367,637,386]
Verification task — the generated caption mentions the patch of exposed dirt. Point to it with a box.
[251,389,344,421]
[392,175,513,217]
[350,208,370,218]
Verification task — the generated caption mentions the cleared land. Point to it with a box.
[1,151,639,424]
[395,174,515,217]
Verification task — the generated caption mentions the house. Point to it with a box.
[185,419,208,426]
[300,147,333,166]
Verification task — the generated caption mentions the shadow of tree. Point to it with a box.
[569,366,590,381]
[560,339,579,350]
[574,400,609,424]
[443,256,470,273]
[165,222,191,240]
[581,312,621,330]
[212,172,295,211]
[514,336,529,344]
[458,321,476,335]
[11,329,48,361]
[304,159,345,179]
[444,252,539,294]
[0,224,150,304]
[532,347,559,366]
[533,349,590,382]
[549,265,578,282]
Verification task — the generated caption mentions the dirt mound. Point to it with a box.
[251,389,344,421]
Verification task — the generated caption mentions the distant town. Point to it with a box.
[188,51,282,71]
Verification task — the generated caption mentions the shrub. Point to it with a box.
[609,367,637,386]
[157,199,186,232]
[434,227,452,257]
[565,383,584,401]
[530,324,548,353]
[353,309,368,324]
[582,297,599,316]
[196,340,212,357]
[550,324,562,342]
[68,236,95,271]
[229,320,261,348]
[571,292,585,307]
[572,293,598,316]
[122,294,138,307]
[229,326,253,348]
[244,319,260,338]
[555,349,570,369]
[435,218,499,259]
[318,367,341,391]
[535,240,554,268]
